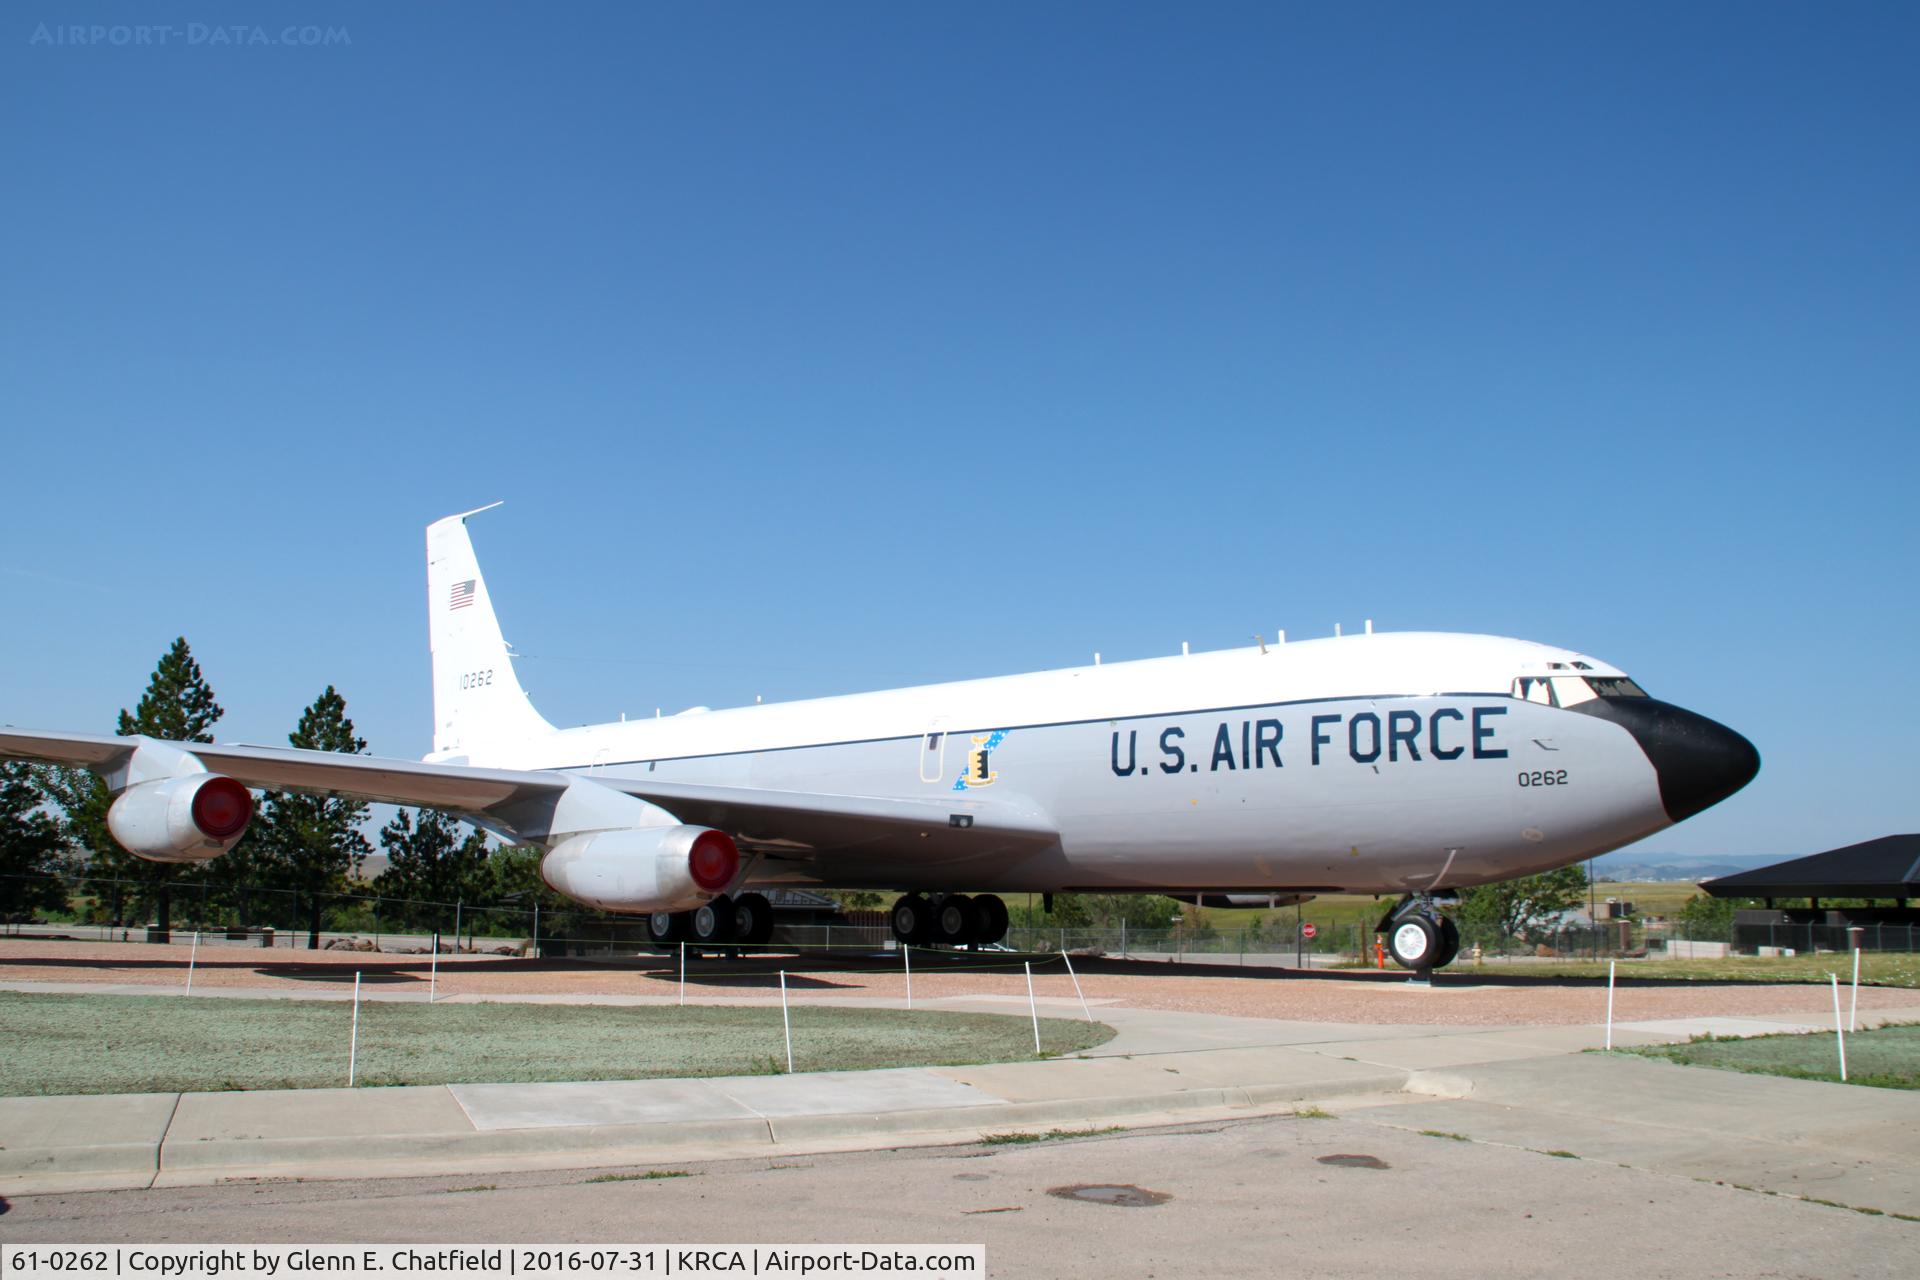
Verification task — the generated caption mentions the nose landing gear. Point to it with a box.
[891,892,1010,948]
[1380,894,1461,973]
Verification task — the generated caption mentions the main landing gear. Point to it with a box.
[888,893,1011,948]
[1379,894,1461,973]
[647,892,776,949]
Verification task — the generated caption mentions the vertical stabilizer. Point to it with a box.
[426,506,556,760]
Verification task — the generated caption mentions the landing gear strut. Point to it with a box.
[1379,894,1460,973]
[890,892,1009,948]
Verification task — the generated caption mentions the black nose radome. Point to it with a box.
[1567,697,1760,823]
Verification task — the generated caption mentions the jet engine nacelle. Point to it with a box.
[540,825,741,914]
[106,774,255,863]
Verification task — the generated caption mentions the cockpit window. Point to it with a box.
[1513,676,1555,706]
[1586,677,1648,699]
[1511,675,1644,706]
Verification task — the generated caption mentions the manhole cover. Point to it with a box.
[1316,1154,1390,1170]
[1046,1184,1171,1207]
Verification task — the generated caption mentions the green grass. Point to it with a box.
[1507,953,1920,988]
[1588,881,1705,917]
[1621,1024,1920,1090]
[979,1127,1122,1145]
[1170,880,1699,944]
[1189,894,1392,937]
[0,991,1114,1096]
[1419,1130,1471,1141]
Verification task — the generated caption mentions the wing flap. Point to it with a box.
[603,777,1058,859]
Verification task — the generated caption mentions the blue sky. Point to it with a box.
[2,3,1914,860]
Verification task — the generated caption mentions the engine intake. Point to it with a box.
[106,774,255,863]
[540,825,740,913]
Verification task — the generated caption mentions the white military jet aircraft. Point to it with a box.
[1,506,1758,970]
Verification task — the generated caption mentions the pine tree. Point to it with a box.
[42,637,227,934]
[116,637,223,743]
[0,763,73,917]
[254,687,371,948]
[372,809,492,932]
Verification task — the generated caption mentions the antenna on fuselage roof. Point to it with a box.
[1255,634,1267,655]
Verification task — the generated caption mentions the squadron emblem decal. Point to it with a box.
[953,730,1008,791]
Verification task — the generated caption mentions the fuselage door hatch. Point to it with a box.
[919,717,949,784]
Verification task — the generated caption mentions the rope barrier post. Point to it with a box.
[1024,961,1041,1054]
[185,929,199,996]
[1830,972,1847,1082]
[904,943,913,1011]
[429,939,438,1004]
[1605,959,1616,1050]
[679,941,686,1006]
[780,970,794,1074]
[349,974,362,1090]
[1061,946,1093,1023]
[1850,947,1860,1033]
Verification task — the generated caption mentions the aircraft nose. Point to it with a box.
[1573,697,1760,822]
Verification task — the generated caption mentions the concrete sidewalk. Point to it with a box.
[1346,1046,1920,1217]
[0,996,1414,1194]
[4,989,1918,1202]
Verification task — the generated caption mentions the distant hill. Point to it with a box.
[1589,851,1778,883]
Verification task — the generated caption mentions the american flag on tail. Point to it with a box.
[449,580,477,611]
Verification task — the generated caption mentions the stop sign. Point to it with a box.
[1301,922,1318,939]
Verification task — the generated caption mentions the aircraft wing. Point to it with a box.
[0,728,1059,868]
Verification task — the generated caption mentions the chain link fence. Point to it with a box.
[6,871,1915,963]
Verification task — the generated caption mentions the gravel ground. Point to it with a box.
[5,937,1914,1026]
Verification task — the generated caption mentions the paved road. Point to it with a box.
[3,1114,1907,1279]
[5,979,1917,1278]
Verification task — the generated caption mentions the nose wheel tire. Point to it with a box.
[690,896,735,945]
[1387,915,1440,969]
[732,892,774,945]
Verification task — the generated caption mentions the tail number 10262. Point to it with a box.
[458,669,494,690]
[1518,769,1569,787]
